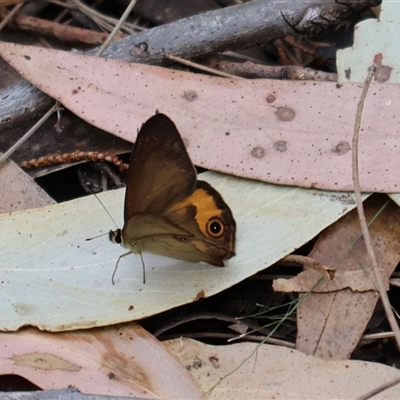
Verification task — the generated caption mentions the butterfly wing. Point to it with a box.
[121,113,236,265]
[122,214,229,265]
[124,113,196,220]
[122,218,232,266]
[122,180,236,265]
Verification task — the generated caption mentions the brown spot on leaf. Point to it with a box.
[12,353,81,372]
[374,53,383,64]
[195,290,205,301]
[332,141,350,155]
[209,356,220,368]
[182,90,198,101]
[273,140,287,152]
[72,89,78,95]
[192,356,203,369]
[266,94,276,103]
[373,53,393,83]
[275,106,295,121]
[13,302,37,316]
[251,146,266,158]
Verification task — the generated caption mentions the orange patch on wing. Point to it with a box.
[168,188,223,236]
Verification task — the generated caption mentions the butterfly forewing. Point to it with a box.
[124,114,197,220]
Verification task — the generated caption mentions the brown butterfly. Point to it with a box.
[109,113,236,277]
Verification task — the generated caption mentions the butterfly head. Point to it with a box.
[109,229,123,244]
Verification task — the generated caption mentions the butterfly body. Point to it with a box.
[110,113,236,266]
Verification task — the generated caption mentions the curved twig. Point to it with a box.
[352,65,400,348]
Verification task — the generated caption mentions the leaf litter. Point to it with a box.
[0,323,202,398]
[0,1,397,398]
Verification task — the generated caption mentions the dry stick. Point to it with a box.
[94,0,378,64]
[95,0,137,57]
[163,332,296,349]
[361,331,395,340]
[352,66,400,348]
[390,278,400,287]
[205,57,338,81]
[0,8,112,45]
[0,1,23,30]
[165,54,246,80]
[64,0,136,33]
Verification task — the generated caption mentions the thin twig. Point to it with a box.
[153,312,250,337]
[61,0,137,34]
[95,0,137,57]
[165,54,246,80]
[205,57,338,81]
[161,332,296,349]
[352,65,400,347]
[0,8,113,45]
[389,278,400,287]
[0,2,23,31]
[361,331,394,341]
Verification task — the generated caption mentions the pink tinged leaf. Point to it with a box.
[0,42,399,192]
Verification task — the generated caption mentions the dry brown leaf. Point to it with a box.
[273,196,400,293]
[164,338,400,399]
[296,289,378,359]
[274,268,377,292]
[1,42,400,192]
[0,323,202,398]
[282,254,335,280]
[0,157,55,212]
[274,196,400,359]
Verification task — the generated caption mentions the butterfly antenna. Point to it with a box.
[86,232,109,241]
[94,193,118,229]
[139,251,146,284]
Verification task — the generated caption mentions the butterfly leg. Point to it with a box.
[111,250,131,285]
[111,250,147,284]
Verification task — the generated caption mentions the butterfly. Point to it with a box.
[109,113,236,278]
